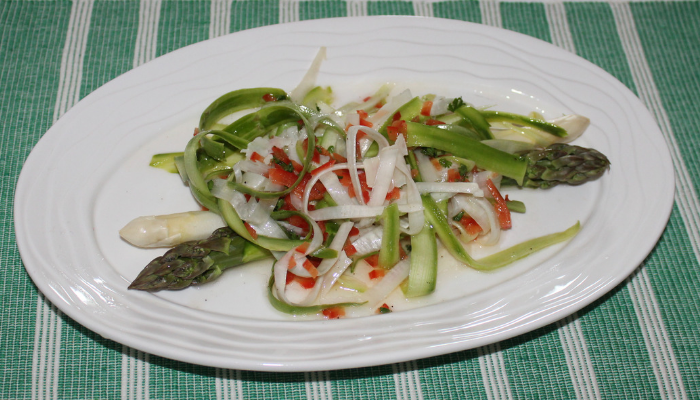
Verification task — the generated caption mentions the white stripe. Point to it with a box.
[479,0,501,28]
[210,0,232,39]
[346,0,367,17]
[305,371,332,400]
[545,8,603,399]
[412,1,433,18]
[52,0,94,122]
[392,361,424,400]
[477,344,512,400]
[611,3,690,399]
[557,314,601,400]
[545,2,575,53]
[121,346,150,400]
[35,1,93,397]
[215,369,243,400]
[120,3,163,398]
[279,0,299,24]
[133,0,163,68]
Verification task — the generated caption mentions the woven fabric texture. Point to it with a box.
[1,0,698,399]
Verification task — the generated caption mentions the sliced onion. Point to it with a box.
[289,47,326,103]
[414,150,441,183]
[366,88,412,127]
[351,226,383,255]
[320,252,353,296]
[363,258,410,310]
[316,221,354,275]
[415,182,484,197]
[308,203,422,221]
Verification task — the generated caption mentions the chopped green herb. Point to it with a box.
[453,211,465,222]
[272,156,294,172]
[421,147,445,158]
[439,158,453,168]
[458,163,469,179]
[448,97,465,112]
[379,305,392,314]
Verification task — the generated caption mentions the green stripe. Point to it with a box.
[645,205,700,394]
[158,0,210,56]
[329,365,397,399]
[299,0,347,20]
[368,1,414,16]
[0,1,71,397]
[150,358,218,399]
[58,2,140,398]
[434,0,481,23]
[632,1,700,189]
[565,3,664,398]
[231,0,279,33]
[501,2,551,43]
[565,2,636,89]
[579,287,661,398]
[241,371,306,398]
[80,0,140,98]
[417,350,487,398]
[502,327,576,399]
[632,3,700,392]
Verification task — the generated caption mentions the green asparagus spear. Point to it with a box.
[502,143,611,189]
[128,227,271,291]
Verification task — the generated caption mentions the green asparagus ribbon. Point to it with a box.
[422,195,580,271]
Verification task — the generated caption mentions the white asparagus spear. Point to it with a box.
[119,211,225,248]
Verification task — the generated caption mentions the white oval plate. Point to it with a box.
[15,16,673,371]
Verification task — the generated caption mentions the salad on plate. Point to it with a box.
[119,48,610,319]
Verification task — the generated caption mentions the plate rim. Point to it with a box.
[14,15,675,371]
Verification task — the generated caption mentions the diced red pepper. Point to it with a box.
[262,93,277,102]
[459,216,483,236]
[411,169,419,178]
[421,101,433,116]
[392,111,402,122]
[331,152,347,163]
[486,179,512,230]
[447,168,463,182]
[292,173,326,201]
[268,166,298,188]
[385,187,401,201]
[291,160,304,173]
[244,223,258,239]
[364,254,379,268]
[387,120,407,142]
[271,146,290,164]
[310,159,336,176]
[250,152,265,163]
[302,139,321,164]
[303,259,319,278]
[347,171,370,203]
[286,272,316,289]
[368,268,385,280]
[431,158,443,170]
[343,241,358,257]
[287,216,310,236]
[349,226,360,237]
[357,109,373,128]
[295,241,310,254]
[335,169,352,186]
[425,119,445,126]
[322,306,345,319]
[281,194,297,211]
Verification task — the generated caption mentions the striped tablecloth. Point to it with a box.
[2,0,698,398]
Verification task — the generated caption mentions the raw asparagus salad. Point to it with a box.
[120,48,610,319]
